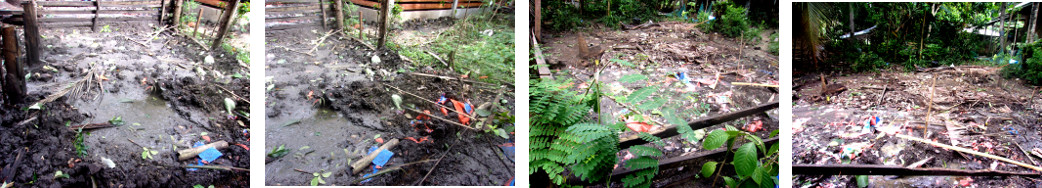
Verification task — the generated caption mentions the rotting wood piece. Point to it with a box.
[531,32,551,79]
[618,102,779,149]
[2,26,25,103]
[23,1,41,66]
[793,164,1039,176]
[334,0,344,30]
[68,123,116,131]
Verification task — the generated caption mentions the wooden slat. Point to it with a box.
[37,1,160,7]
[348,0,483,11]
[265,11,321,19]
[40,10,156,15]
[267,15,321,22]
[39,16,159,23]
[267,0,319,4]
[267,4,320,12]
[617,102,780,149]
[40,19,155,27]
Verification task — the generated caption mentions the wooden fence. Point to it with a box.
[34,0,162,28]
[265,0,484,30]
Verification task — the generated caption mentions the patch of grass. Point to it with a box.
[73,130,88,157]
[397,11,514,84]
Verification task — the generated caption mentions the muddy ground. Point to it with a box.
[0,23,249,187]
[535,21,779,186]
[793,65,1042,187]
[265,21,515,186]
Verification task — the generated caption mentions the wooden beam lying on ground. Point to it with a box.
[570,137,778,185]
[792,164,1039,176]
[618,102,779,149]
[531,32,551,79]
[897,134,1042,172]
[351,138,400,174]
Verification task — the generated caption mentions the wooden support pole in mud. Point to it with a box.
[209,0,239,51]
[1,26,25,102]
[376,0,391,49]
[897,134,1042,172]
[793,164,1039,176]
[193,8,203,37]
[92,0,101,31]
[533,0,540,40]
[173,0,183,28]
[318,0,327,28]
[177,140,229,160]
[334,0,344,31]
[351,138,399,174]
[617,102,779,149]
[23,1,40,67]
[925,77,935,137]
[160,0,168,24]
[358,11,364,39]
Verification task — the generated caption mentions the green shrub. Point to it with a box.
[704,1,750,38]
[1006,41,1042,85]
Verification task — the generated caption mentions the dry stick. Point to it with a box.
[404,108,476,130]
[193,8,203,37]
[731,82,778,87]
[351,139,400,174]
[792,164,1039,176]
[307,29,341,54]
[415,138,462,185]
[896,134,1042,172]
[146,26,173,42]
[383,83,476,120]
[351,159,439,185]
[876,84,888,106]
[1014,140,1040,165]
[925,77,936,137]
[184,165,248,172]
[424,50,450,68]
[405,72,498,86]
[473,87,506,129]
[68,123,115,131]
[126,138,146,148]
[216,84,249,104]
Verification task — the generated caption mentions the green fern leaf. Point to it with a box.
[627,86,657,104]
[619,74,647,83]
[628,145,663,157]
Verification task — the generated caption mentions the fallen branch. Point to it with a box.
[415,138,461,185]
[215,84,249,104]
[793,164,1039,176]
[68,123,115,131]
[405,72,496,86]
[177,140,229,160]
[404,108,476,131]
[730,82,778,87]
[424,50,449,68]
[570,137,778,185]
[146,26,173,42]
[350,36,376,51]
[351,139,400,174]
[473,86,506,130]
[876,84,888,106]
[184,165,248,172]
[307,29,341,54]
[618,102,779,149]
[897,134,1042,172]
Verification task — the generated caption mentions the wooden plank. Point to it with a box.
[348,0,482,10]
[267,14,321,21]
[38,16,159,23]
[209,0,238,50]
[793,164,1040,176]
[533,0,540,40]
[2,26,25,102]
[266,4,319,12]
[193,0,228,8]
[267,0,319,4]
[617,102,779,149]
[265,11,321,19]
[531,33,550,79]
[39,10,157,15]
[23,1,40,66]
[37,1,162,7]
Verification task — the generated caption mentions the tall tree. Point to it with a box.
[1000,2,1007,54]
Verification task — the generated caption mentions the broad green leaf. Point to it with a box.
[746,135,765,155]
[723,176,737,188]
[321,172,332,177]
[769,129,779,138]
[767,143,779,157]
[703,130,728,150]
[310,177,319,186]
[732,142,758,177]
[751,165,765,185]
[856,175,869,188]
[701,161,718,177]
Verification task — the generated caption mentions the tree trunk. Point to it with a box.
[1030,3,1040,43]
[848,3,854,41]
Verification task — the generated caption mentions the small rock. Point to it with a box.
[100,157,116,168]
[204,55,215,65]
[371,56,381,64]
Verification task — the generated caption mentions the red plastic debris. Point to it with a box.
[375,137,384,144]
[743,120,763,132]
[626,122,653,133]
[201,135,211,142]
[405,136,431,143]
[451,99,470,125]
[440,107,449,116]
[235,143,250,151]
[959,177,973,186]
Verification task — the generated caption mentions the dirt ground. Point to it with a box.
[792,65,1042,187]
[0,23,249,187]
[535,21,779,186]
[265,21,515,186]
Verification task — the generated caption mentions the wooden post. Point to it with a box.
[92,0,101,31]
[319,0,328,29]
[1030,3,1040,43]
[210,0,239,51]
[358,11,363,39]
[450,0,458,15]
[22,1,40,67]
[160,0,168,24]
[376,0,391,49]
[533,0,540,40]
[1000,2,1006,54]
[2,26,25,102]
[334,0,344,31]
[173,0,183,28]
[193,8,203,37]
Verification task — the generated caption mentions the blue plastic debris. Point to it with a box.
[367,146,394,167]
[500,144,515,162]
[464,101,473,114]
[1010,59,1019,64]
[360,166,379,184]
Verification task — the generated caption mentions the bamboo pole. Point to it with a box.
[193,8,203,37]
[897,134,1042,172]
[350,138,399,174]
